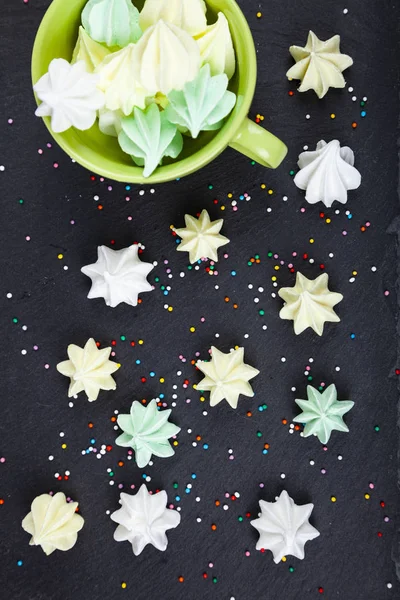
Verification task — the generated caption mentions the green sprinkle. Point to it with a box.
[154,277,160,283]
[247,261,252,266]
[307,376,313,381]
[120,335,126,341]
[289,170,295,176]
[289,566,295,573]
[259,309,265,316]
[256,431,262,438]
[19,199,24,205]
[208,184,213,190]
[212,577,218,584]
[374,425,380,432]
[238,516,243,522]
[267,252,273,258]
[12,318,18,324]
[173,482,179,489]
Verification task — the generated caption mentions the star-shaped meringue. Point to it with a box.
[196,346,259,409]
[34,58,105,133]
[116,399,181,468]
[81,245,154,308]
[111,484,180,555]
[57,337,119,401]
[278,272,343,336]
[286,31,353,99]
[22,492,84,556]
[174,209,229,263]
[293,384,354,444]
[251,490,320,563]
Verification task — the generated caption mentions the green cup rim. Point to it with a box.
[31,0,257,184]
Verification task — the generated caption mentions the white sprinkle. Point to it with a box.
[48,455,54,461]
[371,266,377,272]
[280,473,286,479]
[281,357,286,363]
[21,349,27,355]
[343,8,348,14]
[7,293,12,298]
[306,114,310,119]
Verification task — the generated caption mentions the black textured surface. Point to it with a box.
[1,1,399,599]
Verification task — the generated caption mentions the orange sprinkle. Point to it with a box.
[264,443,270,449]
[282,419,287,425]
[224,296,230,302]
[233,303,238,309]
[111,416,117,422]
[118,461,124,467]
[0,499,4,505]
[352,122,357,129]
[215,500,220,506]
[211,524,217,531]
[196,435,202,441]
[178,576,184,583]
[360,226,366,232]
[246,411,252,417]
[97,204,103,210]
[88,422,94,428]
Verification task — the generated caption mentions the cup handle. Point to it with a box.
[229,118,288,169]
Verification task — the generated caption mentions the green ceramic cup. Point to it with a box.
[31,0,288,184]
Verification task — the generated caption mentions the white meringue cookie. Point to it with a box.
[294,140,361,207]
[111,484,180,555]
[34,59,104,133]
[81,245,154,308]
[251,490,320,563]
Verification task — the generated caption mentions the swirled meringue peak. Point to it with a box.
[286,31,353,99]
[294,140,361,207]
[195,12,235,79]
[22,492,84,556]
[82,0,142,48]
[96,44,148,115]
[34,59,104,133]
[72,26,111,72]
[134,20,200,95]
[139,0,207,36]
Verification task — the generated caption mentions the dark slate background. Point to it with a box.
[1,0,399,599]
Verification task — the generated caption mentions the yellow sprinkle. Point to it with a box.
[234,345,240,350]
[274,265,280,271]
[170,224,174,230]
[331,496,337,503]
[193,383,198,390]
[261,184,266,189]
[260,116,264,121]
[138,339,144,345]
[200,396,205,402]
[268,189,273,195]
[227,193,233,198]
[271,276,277,281]
[221,205,225,211]
[57,254,63,260]
[168,306,173,312]
[256,11,262,18]
[116,363,121,369]
[61,444,67,449]
[281,556,287,562]
[309,238,314,244]
[173,440,178,446]
[364,493,370,500]
[326,218,331,224]
[190,327,195,332]
[159,377,165,383]
[330,113,336,119]
[352,270,357,276]
[121,582,127,589]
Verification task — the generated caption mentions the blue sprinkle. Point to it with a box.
[258,406,263,412]
[125,185,131,191]
[262,449,268,455]
[136,359,141,365]
[176,239,181,244]
[175,495,181,501]
[159,393,164,399]
[191,473,197,479]
[17,560,23,567]
[90,438,95,444]
[163,290,168,296]
[185,488,190,494]
[149,371,155,377]
[350,333,356,339]
[141,473,147,479]
[203,444,209,450]
[361,111,366,117]
[231,270,237,276]
[347,213,353,219]
[86,449,90,454]
[239,195,244,200]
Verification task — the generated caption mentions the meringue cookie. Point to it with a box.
[195,12,235,79]
[286,31,353,99]
[22,492,84,556]
[82,0,142,48]
[72,26,111,72]
[116,399,181,468]
[134,20,200,95]
[57,337,119,401]
[111,484,180,555]
[96,44,148,115]
[118,104,183,177]
[196,346,259,409]
[174,209,229,263]
[81,244,154,307]
[139,0,207,36]
[278,272,343,336]
[98,108,122,137]
[251,490,320,563]
[294,140,361,207]
[34,59,104,133]
[293,384,354,444]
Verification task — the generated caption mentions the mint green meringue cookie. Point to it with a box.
[293,384,354,444]
[82,0,142,48]
[72,26,111,72]
[116,399,181,468]
[118,104,183,177]
[165,64,236,138]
